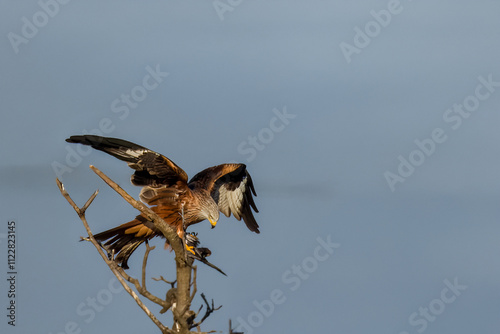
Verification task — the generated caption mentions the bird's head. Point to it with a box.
[204,200,220,229]
[207,211,219,229]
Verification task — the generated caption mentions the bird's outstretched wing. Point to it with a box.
[66,135,188,187]
[188,164,260,233]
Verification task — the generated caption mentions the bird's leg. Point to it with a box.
[180,202,195,256]
[181,202,186,230]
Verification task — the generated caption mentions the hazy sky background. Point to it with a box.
[1,1,500,333]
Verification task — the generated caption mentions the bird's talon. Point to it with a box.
[185,245,196,255]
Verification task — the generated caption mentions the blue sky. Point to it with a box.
[1,1,500,333]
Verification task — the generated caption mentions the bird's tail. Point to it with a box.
[93,215,153,269]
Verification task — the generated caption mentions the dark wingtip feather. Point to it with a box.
[66,135,104,146]
[243,214,260,234]
[66,135,146,149]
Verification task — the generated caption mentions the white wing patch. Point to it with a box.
[125,148,147,158]
[218,178,246,220]
[105,147,148,160]
[218,187,231,217]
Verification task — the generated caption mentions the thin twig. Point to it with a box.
[152,276,177,288]
[142,242,155,290]
[190,266,198,303]
[117,267,171,310]
[189,293,222,330]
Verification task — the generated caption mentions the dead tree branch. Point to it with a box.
[58,166,223,334]
[56,178,171,334]
[153,276,177,288]
[189,293,223,330]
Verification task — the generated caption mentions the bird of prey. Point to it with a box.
[66,135,259,269]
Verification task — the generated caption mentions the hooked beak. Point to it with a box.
[209,218,217,229]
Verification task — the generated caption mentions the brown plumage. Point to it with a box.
[66,135,259,269]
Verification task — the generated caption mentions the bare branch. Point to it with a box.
[116,267,172,310]
[153,276,177,287]
[57,178,172,334]
[190,266,198,303]
[81,189,99,212]
[142,242,156,290]
[57,179,107,264]
[59,166,215,334]
[89,166,194,333]
[189,293,222,330]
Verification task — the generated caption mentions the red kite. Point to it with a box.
[66,135,259,269]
